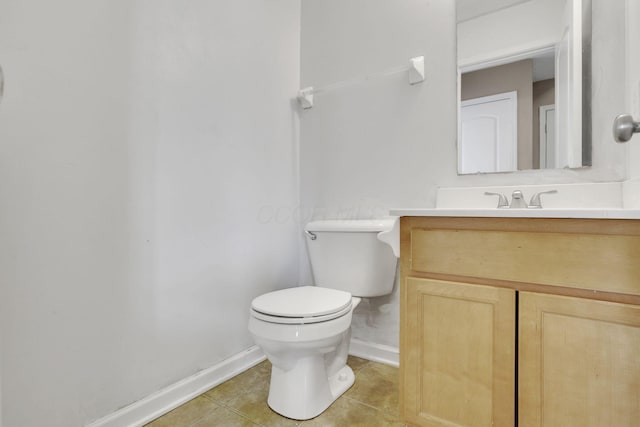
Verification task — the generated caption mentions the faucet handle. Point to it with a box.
[484,191,509,208]
[529,190,558,209]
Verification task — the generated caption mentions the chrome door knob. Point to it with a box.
[613,114,640,143]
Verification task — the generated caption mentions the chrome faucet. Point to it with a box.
[485,189,558,209]
[509,190,528,208]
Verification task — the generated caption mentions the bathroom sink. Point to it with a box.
[388,207,640,219]
[390,182,640,219]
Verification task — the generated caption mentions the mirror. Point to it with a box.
[456,0,592,174]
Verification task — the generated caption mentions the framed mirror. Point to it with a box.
[456,0,592,174]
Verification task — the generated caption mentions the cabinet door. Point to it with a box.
[401,278,515,427]
[519,292,640,426]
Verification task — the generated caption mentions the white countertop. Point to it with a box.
[389,208,640,219]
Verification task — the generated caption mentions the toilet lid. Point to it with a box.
[251,286,352,321]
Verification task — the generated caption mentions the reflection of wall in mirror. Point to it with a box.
[457,0,565,67]
[461,60,533,170]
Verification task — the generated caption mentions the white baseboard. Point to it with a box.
[349,338,399,367]
[87,346,266,427]
[88,339,397,427]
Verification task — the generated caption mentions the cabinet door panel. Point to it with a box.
[402,278,515,427]
[519,292,640,427]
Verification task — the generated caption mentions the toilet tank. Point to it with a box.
[304,219,398,297]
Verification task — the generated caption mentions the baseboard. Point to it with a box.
[87,346,266,427]
[87,340,397,426]
[349,338,399,367]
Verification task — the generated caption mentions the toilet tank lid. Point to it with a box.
[305,218,395,232]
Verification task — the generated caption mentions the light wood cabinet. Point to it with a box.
[519,292,640,427]
[403,277,515,427]
[400,217,640,427]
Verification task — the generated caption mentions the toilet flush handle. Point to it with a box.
[305,230,317,240]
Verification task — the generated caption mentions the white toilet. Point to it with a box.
[248,218,399,420]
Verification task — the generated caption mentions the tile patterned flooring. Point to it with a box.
[146,356,406,426]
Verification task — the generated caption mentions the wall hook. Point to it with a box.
[613,113,640,143]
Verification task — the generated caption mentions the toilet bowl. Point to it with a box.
[249,286,362,419]
[248,219,399,420]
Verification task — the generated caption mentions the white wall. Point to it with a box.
[300,0,458,347]
[0,1,301,426]
[300,0,630,349]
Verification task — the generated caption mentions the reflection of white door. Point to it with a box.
[459,91,517,174]
[539,104,556,168]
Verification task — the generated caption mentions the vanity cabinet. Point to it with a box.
[519,292,640,426]
[399,217,640,427]
[403,277,515,426]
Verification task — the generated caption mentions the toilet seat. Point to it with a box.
[251,286,352,325]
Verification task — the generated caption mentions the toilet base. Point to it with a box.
[267,358,355,420]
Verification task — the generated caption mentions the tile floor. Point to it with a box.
[146,356,406,426]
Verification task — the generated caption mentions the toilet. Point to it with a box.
[248,218,399,420]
